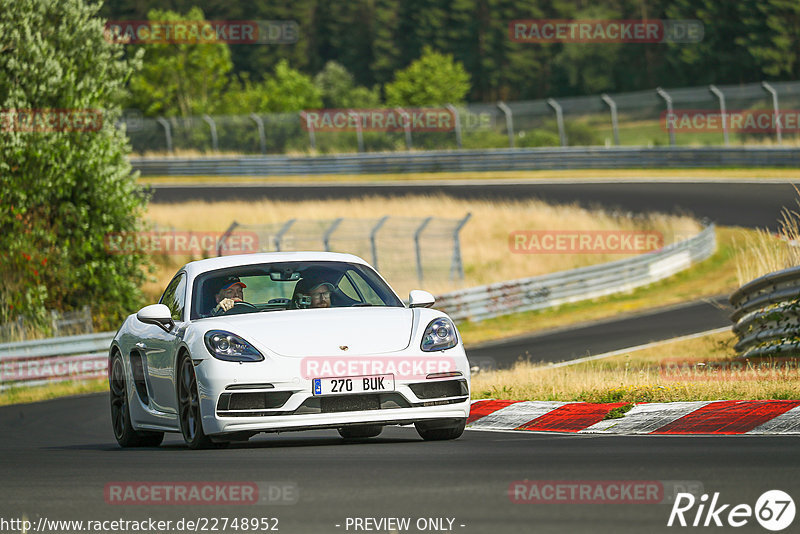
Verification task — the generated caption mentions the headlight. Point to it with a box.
[204,330,264,362]
[421,317,458,352]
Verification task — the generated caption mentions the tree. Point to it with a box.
[385,46,471,106]
[261,59,322,112]
[314,61,381,108]
[0,0,149,331]
[127,8,233,116]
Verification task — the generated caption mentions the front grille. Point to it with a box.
[409,379,468,399]
[294,393,411,415]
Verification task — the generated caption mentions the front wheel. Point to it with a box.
[177,353,226,449]
[415,418,466,441]
[109,353,164,448]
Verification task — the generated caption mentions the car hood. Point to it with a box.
[211,307,414,357]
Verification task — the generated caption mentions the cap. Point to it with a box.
[219,276,247,292]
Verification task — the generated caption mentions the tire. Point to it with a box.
[415,418,466,441]
[109,353,164,448]
[177,353,226,449]
[338,425,383,439]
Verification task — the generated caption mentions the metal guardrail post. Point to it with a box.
[350,110,365,153]
[497,101,514,148]
[762,82,783,144]
[546,98,567,147]
[156,117,173,153]
[369,216,389,269]
[202,114,219,152]
[300,111,316,151]
[446,104,462,149]
[450,213,472,281]
[323,218,343,252]
[708,85,729,146]
[656,87,676,146]
[600,94,620,146]
[250,113,267,154]
[217,221,239,256]
[396,108,412,150]
[414,217,433,283]
[273,219,296,252]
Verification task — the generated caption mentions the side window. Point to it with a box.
[337,275,360,301]
[159,273,187,321]
[347,270,383,305]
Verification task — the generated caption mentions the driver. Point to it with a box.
[211,276,247,315]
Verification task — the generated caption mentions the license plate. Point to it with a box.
[312,374,394,396]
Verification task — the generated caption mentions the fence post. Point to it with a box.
[218,221,239,256]
[350,110,365,153]
[396,108,412,150]
[300,111,316,151]
[600,94,620,146]
[450,213,471,281]
[762,81,783,144]
[250,113,267,154]
[370,216,389,269]
[156,117,173,153]
[274,219,296,252]
[656,87,676,146]
[202,114,218,152]
[414,217,433,283]
[323,218,343,252]
[497,101,515,148]
[546,98,567,147]
[446,104,462,149]
[709,85,729,146]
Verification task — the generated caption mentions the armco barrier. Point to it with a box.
[130,147,800,177]
[0,332,114,390]
[436,225,716,322]
[730,266,800,359]
[0,226,715,389]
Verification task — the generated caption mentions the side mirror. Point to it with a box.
[409,290,435,308]
[136,304,175,332]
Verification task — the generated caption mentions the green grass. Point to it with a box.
[0,378,107,407]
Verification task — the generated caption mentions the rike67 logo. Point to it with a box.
[668,490,795,531]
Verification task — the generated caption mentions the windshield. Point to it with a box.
[190,261,403,319]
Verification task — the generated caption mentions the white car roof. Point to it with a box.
[182,251,371,279]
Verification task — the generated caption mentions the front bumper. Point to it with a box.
[193,348,471,436]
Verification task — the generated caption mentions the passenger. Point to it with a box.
[292,278,334,309]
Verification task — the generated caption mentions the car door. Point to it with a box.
[140,272,187,414]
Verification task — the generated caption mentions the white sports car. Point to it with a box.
[109,252,470,449]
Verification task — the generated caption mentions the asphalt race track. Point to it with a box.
[466,296,731,370]
[0,393,796,534]
[150,180,797,230]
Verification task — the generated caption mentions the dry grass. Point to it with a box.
[734,192,800,284]
[144,195,700,301]
[471,330,800,402]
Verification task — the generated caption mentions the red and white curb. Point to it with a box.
[467,399,800,435]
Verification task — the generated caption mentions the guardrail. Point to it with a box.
[131,147,800,177]
[730,266,800,359]
[436,225,716,322]
[0,226,715,389]
[0,332,114,390]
